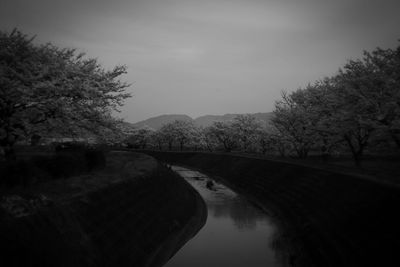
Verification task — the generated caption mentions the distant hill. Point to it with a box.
[131,114,192,130]
[132,112,273,130]
[194,112,273,128]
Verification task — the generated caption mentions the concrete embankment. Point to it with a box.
[0,152,207,267]
[143,151,400,267]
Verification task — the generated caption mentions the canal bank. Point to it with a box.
[0,151,207,267]
[143,151,400,267]
[165,166,281,267]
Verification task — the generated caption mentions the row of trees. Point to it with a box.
[127,42,399,164]
[125,115,275,153]
[0,29,131,159]
[10,24,395,165]
[271,43,400,163]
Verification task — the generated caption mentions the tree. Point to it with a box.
[90,117,131,146]
[0,29,130,159]
[173,120,197,151]
[126,126,154,149]
[207,121,237,152]
[271,90,317,158]
[159,123,176,150]
[150,130,166,151]
[232,114,263,151]
[158,120,198,151]
[268,132,289,157]
[111,121,137,146]
[201,126,219,152]
[319,44,400,163]
[257,129,274,155]
[332,62,383,164]
[292,80,344,159]
[272,78,376,162]
[187,126,204,151]
[337,45,400,149]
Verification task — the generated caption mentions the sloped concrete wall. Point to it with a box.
[144,151,400,267]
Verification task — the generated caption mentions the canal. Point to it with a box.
[165,166,282,267]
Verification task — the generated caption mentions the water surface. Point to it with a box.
[165,166,281,267]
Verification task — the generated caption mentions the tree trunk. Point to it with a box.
[261,147,267,155]
[278,145,285,157]
[206,144,213,152]
[321,145,330,162]
[344,135,364,167]
[223,141,231,152]
[295,145,308,158]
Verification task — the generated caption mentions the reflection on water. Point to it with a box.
[165,166,281,267]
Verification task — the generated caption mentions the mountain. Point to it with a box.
[131,114,192,130]
[132,112,273,130]
[194,112,273,127]
[194,114,237,127]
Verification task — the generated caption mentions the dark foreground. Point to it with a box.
[144,151,400,267]
[0,152,207,267]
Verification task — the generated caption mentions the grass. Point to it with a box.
[0,145,106,188]
[0,151,207,267]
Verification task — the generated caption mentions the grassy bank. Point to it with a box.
[0,144,106,187]
[143,151,400,267]
[0,151,207,267]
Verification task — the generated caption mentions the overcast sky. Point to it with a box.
[1,0,400,122]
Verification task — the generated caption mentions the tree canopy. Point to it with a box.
[0,29,131,158]
[270,42,400,163]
